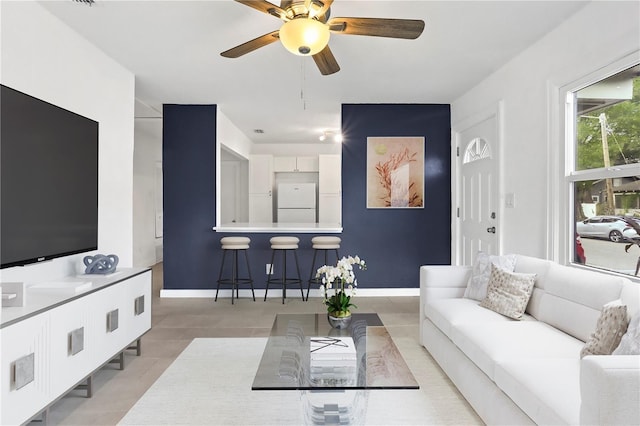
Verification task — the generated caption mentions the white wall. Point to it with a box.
[0,2,135,282]
[133,118,163,267]
[217,108,252,159]
[451,1,640,259]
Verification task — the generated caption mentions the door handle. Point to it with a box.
[487,226,496,234]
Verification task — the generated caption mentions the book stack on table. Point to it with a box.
[309,336,357,386]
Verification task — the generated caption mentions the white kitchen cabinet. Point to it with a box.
[249,194,273,222]
[274,156,318,172]
[273,156,296,172]
[296,156,319,172]
[318,154,341,224]
[319,155,341,194]
[319,194,342,224]
[0,269,151,425]
[249,154,273,194]
[249,155,273,222]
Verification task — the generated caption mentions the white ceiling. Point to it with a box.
[40,0,588,144]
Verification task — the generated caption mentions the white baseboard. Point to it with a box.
[159,288,419,298]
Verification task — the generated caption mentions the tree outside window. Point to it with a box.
[571,64,640,275]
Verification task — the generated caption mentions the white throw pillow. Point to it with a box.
[581,300,628,358]
[613,311,640,355]
[464,252,517,301]
[479,263,536,320]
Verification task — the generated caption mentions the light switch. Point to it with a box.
[505,193,515,208]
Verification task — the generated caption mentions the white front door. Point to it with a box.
[455,105,501,265]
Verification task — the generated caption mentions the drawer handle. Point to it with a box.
[13,353,35,390]
[69,327,85,356]
[107,309,119,332]
[134,295,145,316]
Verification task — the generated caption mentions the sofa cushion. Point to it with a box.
[581,301,628,357]
[580,355,640,425]
[423,298,513,339]
[620,281,640,319]
[480,264,536,320]
[451,321,584,380]
[514,255,553,319]
[537,263,625,342]
[495,358,581,425]
[613,311,640,355]
[513,255,553,289]
[464,252,517,301]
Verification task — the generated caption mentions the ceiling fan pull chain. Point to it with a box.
[301,58,307,110]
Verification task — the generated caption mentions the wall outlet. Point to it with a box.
[266,263,273,275]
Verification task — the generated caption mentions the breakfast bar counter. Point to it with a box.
[213,222,342,233]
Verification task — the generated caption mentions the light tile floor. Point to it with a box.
[41,263,475,425]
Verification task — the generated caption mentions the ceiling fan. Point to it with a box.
[220,0,425,75]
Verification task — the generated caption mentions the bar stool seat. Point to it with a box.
[216,236,255,304]
[265,236,304,304]
[221,237,250,250]
[311,236,341,250]
[307,236,341,301]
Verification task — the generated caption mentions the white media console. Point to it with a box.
[1,268,152,425]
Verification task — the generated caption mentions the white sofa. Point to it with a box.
[419,255,640,425]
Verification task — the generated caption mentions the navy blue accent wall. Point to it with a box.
[162,103,450,291]
[163,104,217,289]
[339,104,451,288]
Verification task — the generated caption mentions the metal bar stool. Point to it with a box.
[264,236,304,304]
[306,236,341,301]
[216,236,255,304]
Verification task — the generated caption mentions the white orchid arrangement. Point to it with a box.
[316,255,366,317]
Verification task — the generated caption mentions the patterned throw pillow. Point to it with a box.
[464,252,517,301]
[581,301,628,358]
[479,263,536,320]
[613,311,640,355]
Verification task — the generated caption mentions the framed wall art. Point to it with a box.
[366,136,425,208]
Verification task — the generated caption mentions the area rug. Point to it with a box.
[118,338,481,425]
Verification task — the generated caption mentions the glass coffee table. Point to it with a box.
[251,313,420,391]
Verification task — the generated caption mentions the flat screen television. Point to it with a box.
[1,84,99,269]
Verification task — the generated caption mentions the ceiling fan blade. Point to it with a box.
[312,45,340,75]
[280,0,293,9]
[312,0,333,19]
[220,31,280,58]
[328,17,425,39]
[235,0,288,20]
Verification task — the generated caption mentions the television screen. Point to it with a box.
[1,84,99,268]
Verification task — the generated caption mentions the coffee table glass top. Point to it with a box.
[252,313,419,390]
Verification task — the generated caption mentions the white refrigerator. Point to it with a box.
[277,183,316,223]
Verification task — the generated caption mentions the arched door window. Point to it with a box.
[463,137,491,164]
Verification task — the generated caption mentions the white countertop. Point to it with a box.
[213,222,343,233]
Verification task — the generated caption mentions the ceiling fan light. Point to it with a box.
[279,18,330,56]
